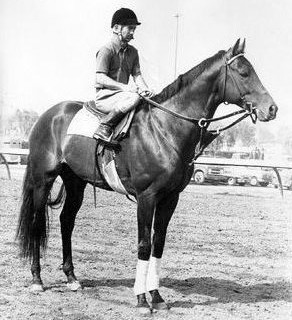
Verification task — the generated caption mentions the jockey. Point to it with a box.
[93,8,154,145]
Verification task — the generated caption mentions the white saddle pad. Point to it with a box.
[67,107,101,138]
[67,106,135,139]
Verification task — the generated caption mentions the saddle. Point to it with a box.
[67,100,135,141]
[66,101,134,195]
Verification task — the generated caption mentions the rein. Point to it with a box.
[140,53,258,163]
[141,95,252,131]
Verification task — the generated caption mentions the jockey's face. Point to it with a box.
[114,25,137,43]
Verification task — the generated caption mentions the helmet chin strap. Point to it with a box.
[113,27,127,47]
[118,31,123,42]
[118,31,128,48]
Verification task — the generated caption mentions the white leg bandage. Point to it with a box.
[133,259,149,295]
[146,257,161,292]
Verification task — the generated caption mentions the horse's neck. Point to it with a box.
[163,83,216,119]
[150,64,221,161]
[165,62,222,118]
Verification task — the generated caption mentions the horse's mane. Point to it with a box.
[153,50,226,104]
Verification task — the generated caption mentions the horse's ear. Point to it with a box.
[232,38,241,55]
[237,38,246,54]
[227,38,245,60]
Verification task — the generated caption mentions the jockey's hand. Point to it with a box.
[139,89,155,98]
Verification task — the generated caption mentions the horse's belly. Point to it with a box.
[62,135,111,189]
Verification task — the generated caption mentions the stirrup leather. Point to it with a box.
[93,124,113,142]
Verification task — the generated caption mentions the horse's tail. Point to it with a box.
[47,183,66,209]
[16,158,52,260]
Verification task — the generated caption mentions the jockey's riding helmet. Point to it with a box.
[111,8,141,28]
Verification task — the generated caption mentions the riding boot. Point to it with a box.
[93,109,126,146]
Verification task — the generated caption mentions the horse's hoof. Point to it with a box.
[136,293,152,315]
[149,290,168,310]
[151,301,169,310]
[30,283,44,293]
[67,280,82,291]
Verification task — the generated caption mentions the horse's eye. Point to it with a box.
[240,69,249,78]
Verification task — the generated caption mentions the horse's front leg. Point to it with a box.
[134,193,156,313]
[148,193,179,310]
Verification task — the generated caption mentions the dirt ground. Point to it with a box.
[0,165,291,320]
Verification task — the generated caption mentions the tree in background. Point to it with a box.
[6,109,39,139]
[237,121,256,147]
[208,120,256,152]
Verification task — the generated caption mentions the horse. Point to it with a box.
[16,39,277,313]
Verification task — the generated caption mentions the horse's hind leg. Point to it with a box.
[30,183,55,291]
[17,158,58,292]
[59,164,86,291]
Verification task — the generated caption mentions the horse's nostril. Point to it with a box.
[269,105,277,115]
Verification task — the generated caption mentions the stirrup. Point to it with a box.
[99,138,120,148]
[93,123,121,148]
[93,131,113,143]
[93,133,120,149]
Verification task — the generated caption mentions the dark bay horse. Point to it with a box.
[16,39,277,312]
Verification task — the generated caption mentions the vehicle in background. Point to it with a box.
[192,161,247,186]
[242,166,274,187]
[229,152,274,186]
[192,154,274,187]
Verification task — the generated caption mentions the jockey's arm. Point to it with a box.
[95,73,137,93]
[133,74,154,97]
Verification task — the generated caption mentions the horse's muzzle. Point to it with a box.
[257,104,278,121]
[268,105,278,120]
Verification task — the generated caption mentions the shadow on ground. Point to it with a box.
[80,276,292,308]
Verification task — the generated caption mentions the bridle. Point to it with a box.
[194,53,258,134]
[221,53,257,125]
